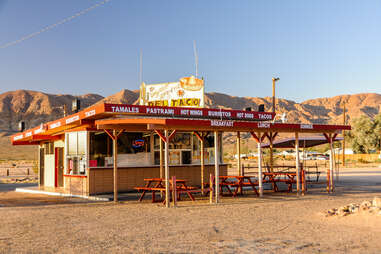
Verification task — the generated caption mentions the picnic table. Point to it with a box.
[262,172,298,192]
[135,178,196,203]
[214,176,259,197]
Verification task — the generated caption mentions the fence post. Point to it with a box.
[301,169,306,195]
[242,164,245,176]
[7,169,9,176]
[209,173,213,204]
[326,168,330,193]
[172,176,177,207]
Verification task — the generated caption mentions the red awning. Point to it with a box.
[261,136,343,148]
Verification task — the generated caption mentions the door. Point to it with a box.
[39,148,45,186]
[55,147,64,187]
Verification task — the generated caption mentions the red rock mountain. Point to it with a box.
[0,90,103,133]
[1,89,381,135]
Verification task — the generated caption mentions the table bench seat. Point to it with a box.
[135,186,197,191]
[136,178,197,203]
[272,179,295,183]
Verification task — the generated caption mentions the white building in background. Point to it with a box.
[331,148,354,155]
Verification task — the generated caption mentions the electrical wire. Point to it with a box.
[0,0,112,49]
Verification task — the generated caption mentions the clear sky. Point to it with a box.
[0,0,380,102]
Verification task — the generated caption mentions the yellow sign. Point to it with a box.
[139,76,205,108]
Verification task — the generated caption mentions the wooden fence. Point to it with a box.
[336,154,380,162]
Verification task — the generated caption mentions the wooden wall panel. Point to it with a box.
[64,176,88,196]
[87,165,227,195]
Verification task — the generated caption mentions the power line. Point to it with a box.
[0,0,112,49]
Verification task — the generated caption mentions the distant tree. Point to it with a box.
[375,113,381,151]
[241,140,250,154]
[348,114,381,153]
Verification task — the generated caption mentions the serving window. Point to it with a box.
[192,132,223,164]
[89,132,151,167]
[44,142,54,155]
[89,132,112,167]
[65,131,87,175]
[153,133,192,165]
[67,132,86,155]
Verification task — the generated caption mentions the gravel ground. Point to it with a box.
[0,168,381,253]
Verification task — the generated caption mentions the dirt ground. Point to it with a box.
[1,168,381,253]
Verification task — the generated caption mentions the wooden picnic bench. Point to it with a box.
[304,164,322,183]
[262,172,297,192]
[208,176,259,197]
[135,178,196,203]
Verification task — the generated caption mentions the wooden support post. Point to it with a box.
[214,131,220,204]
[113,129,118,203]
[295,132,300,196]
[257,132,263,197]
[194,131,206,195]
[329,134,335,192]
[237,132,241,176]
[164,130,170,208]
[270,132,274,172]
[326,168,330,193]
[301,168,305,195]
[160,138,163,179]
[172,176,177,207]
[200,136,205,194]
[159,137,164,198]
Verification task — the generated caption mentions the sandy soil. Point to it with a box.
[1,168,381,253]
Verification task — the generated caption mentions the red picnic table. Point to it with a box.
[215,176,259,197]
[262,172,298,192]
[135,178,196,203]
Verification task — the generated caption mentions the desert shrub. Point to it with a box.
[357,158,370,164]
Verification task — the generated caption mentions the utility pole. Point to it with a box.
[63,104,67,117]
[272,77,280,113]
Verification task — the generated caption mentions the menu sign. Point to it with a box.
[139,76,205,108]
[104,104,275,121]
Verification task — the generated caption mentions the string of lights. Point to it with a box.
[0,0,112,49]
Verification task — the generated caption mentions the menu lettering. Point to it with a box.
[111,106,139,113]
[210,120,234,127]
[146,107,174,115]
[300,124,313,129]
[258,122,270,128]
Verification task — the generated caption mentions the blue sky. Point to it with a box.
[0,0,380,102]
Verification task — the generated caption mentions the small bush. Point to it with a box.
[357,158,370,164]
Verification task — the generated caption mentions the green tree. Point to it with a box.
[348,114,381,153]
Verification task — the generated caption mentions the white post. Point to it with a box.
[257,133,263,197]
[295,132,300,196]
[159,137,164,198]
[165,130,170,208]
[200,137,205,194]
[237,132,241,176]
[113,130,118,203]
[214,131,220,204]
[160,138,163,179]
[329,136,334,192]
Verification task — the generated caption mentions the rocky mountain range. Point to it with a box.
[1,89,381,135]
